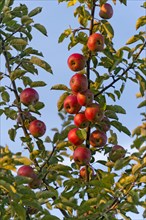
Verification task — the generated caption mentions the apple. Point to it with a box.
[99,3,113,19]
[89,130,107,147]
[109,145,126,162]
[64,94,81,114]
[79,166,94,180]
[70,73,88,93]
[87,33,104,52]
[77,89,94,106]
[85,103,104,122]
[100,116,111,132]
[74,111,89,128]
[68,127,84,146]
[29,119,46,138]
[17,165,36,179]
[20,88,39,106]
[28,175,41,189]
[73,146,91,166]
[67,53,86,72]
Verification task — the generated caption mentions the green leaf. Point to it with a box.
[57,92,69,111]
[31,81,47,87]
[111,120,131,136]
[1,91,10,102]
[12,202,26,220]
[33,23,48,36]
[28,7,42,17]
[137,100,146,108]
[51,84,70,91]
[30,56,52,73]
[10,69,27,81]
[106,105,126,114]
[126,35,142,45]
[10,38,27,46]
[21,15,33,25]
[136,16,146,30]
[8,128,16,141]
[101,20,114,39]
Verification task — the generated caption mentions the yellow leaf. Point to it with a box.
[67,0,77,7]
[13,156,32,165]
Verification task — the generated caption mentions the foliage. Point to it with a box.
[0,0,146,219]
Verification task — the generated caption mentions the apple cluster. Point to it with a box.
[18,87,46,138]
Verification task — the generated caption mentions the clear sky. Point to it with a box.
[0,0,145,219]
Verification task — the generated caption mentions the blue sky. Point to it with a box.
[0,0,145,219]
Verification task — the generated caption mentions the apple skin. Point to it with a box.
[73,146,91,166]
[68,128,84,146]
[28,175,41,189]
[99,3,113,19]
[67,53,86,72]
[64,94,81,114]
[17,165,36,179]
[109,145,126,162]
[29,120,46,138]
[89,130,107,147]
[77,89,94,106]
[79,166,94,180]
[70,73,88,93]
[100,116,111,132]
[20,88,39,106]
[74,111,89,128]
[85,103,104,122]
[87,33,104,52]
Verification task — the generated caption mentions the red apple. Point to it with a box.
[109,145,126,162]
[67,53,86,72]
[68,127,84,146]
[73,146,91,166]
[77,89,94,106]
[70,73,88,93]
[20,88,39,106]
[79,166,94,180]
[29,120,46,138]
[64,94,81,114]
[74,111,89,128]
[85,103,104,122]
[100,116,111,132]
[90,130,107,147]
[99,3,113,19]
[17,165,36,179]
[87,33,104,52]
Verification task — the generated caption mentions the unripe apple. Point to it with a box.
[100,116,111,132]
[109,145,126,162]
[68,128,84,146]
[73,146,91,166]
[74,111,89,128]
[67,53,86,72]
[70,73,88,93]
[29,120,46,138]
[79,166,94,180]
[64,94,81,114]
[99,3,113,19]
[17,165,36,179]
[20,88,39,106]
[85,103,104,122]
[87,33,104,52]
[90,130,107,147]
[77,89,94,106]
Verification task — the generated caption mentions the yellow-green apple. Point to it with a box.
[77,89,94,106]
[29,119,46,138]
[70,73,88,93]
[90,130,107,147]
[74,111,89,128]
[100,116,111,132]
[109,145,126,162]
[67,53,86,71]
[79,166,94,180]
[20,88,39,106]
[64,94,81,114]
[87,33,104,52]
[17,165,36,179]
[68,127,84,146]
[99,3,113,19]
[73,146,91,166]
[85,103,104,122]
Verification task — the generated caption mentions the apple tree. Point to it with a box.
[0,0,146,219]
